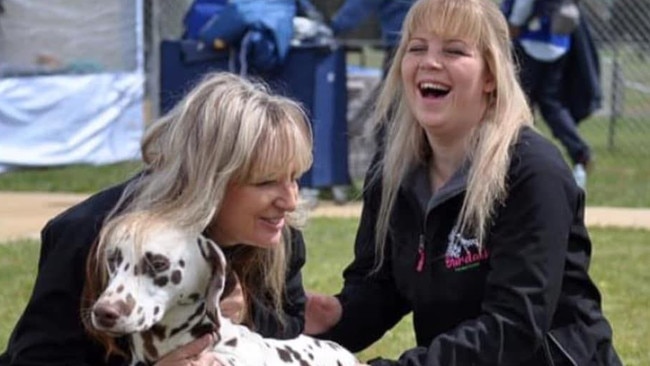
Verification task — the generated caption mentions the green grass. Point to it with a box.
[531,116,649,207]
[0,239,41,345]
[1,219,647,364]
[0,161,142,193]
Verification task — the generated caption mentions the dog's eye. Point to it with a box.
[106,248,123,273]
[151,259,169,272]
[144,252,170,273]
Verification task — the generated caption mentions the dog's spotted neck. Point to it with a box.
[129,300,244,365]
[128,299,207,364]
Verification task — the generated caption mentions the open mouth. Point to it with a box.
[418,81,450,98]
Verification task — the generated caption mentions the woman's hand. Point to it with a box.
[154,334,224,366]
[304,292,343,335]
[220,273,245,324]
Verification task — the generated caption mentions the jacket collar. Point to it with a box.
[401,159,470,213]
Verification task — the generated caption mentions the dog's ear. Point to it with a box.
[221,265,238,300]
[198,236,227,326]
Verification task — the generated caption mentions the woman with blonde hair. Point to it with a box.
[305,0,621,365]
[1,72,315,366]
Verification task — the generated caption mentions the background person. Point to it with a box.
[0,72,314,366]
[330,0,416,157]
[502,0,593,188]
[330,0,415,74]
[304,0,621,365]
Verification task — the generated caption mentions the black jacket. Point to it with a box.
[324,128,621,365]
[0,179,307,366]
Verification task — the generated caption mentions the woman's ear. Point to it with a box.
[483,71,496,93]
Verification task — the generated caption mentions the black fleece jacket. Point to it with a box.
[0,179,307,366]
[323,127,621,366]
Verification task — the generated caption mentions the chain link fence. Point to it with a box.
[580,0,650,151]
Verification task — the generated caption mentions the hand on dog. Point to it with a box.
[220,272,245,324]
[155,333,224,366]
[304,292,342,335]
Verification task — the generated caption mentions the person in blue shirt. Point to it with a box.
[330,0,415,73]
[502,0,592,189]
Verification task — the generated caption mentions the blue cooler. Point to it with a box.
[159,40,350,188]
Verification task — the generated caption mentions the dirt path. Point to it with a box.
[1,191,649,242]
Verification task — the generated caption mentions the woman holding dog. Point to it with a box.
[0,72,326,365]
[304,0,621,365]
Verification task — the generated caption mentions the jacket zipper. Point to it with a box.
[416,234,425,272]
[547,332,577,366]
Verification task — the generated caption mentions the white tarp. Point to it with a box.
[0,73,144,173]
[0,0,145,174]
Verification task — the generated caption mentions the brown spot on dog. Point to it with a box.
[277,347,293,362]
[169,303,206,336]
[116,285,124,293]
[224,337,237,347]
[190,323,215,339]
[154,306,159,315]
[151,324,167,340]
[171,270,182,284]
[141,330,159,360]
[154,276,169,287]
[179,259,185,267]
[124,294,136,315]
[286,346,308,364]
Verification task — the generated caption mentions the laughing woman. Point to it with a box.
[304,0,622,365]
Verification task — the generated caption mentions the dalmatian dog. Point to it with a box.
[90,217,358,366]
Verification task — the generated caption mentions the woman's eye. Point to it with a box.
[254,180,276,187]
[445,48,466,55]
[407,45,426,53]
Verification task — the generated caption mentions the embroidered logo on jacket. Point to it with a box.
[445,228,489,271]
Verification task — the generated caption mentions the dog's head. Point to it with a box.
[91,215,228,336]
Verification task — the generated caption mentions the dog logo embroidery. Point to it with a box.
[444,227,489,271]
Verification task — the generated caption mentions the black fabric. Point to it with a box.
[0,178,307,366]
[322,127,621,366]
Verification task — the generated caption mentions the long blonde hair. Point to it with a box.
[372,0,533,266]
[83,72,313,356]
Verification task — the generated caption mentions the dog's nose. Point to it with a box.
[93,303,120,328]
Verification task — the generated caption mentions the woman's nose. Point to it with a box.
[275,180,298,211]
[420,51,442,70]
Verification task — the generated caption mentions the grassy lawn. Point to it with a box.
[556,116,650,207]
[0,161,142,193]
[1,218,648,365]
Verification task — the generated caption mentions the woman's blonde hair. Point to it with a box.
[372,0,533,266]
[83,72,313,357]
